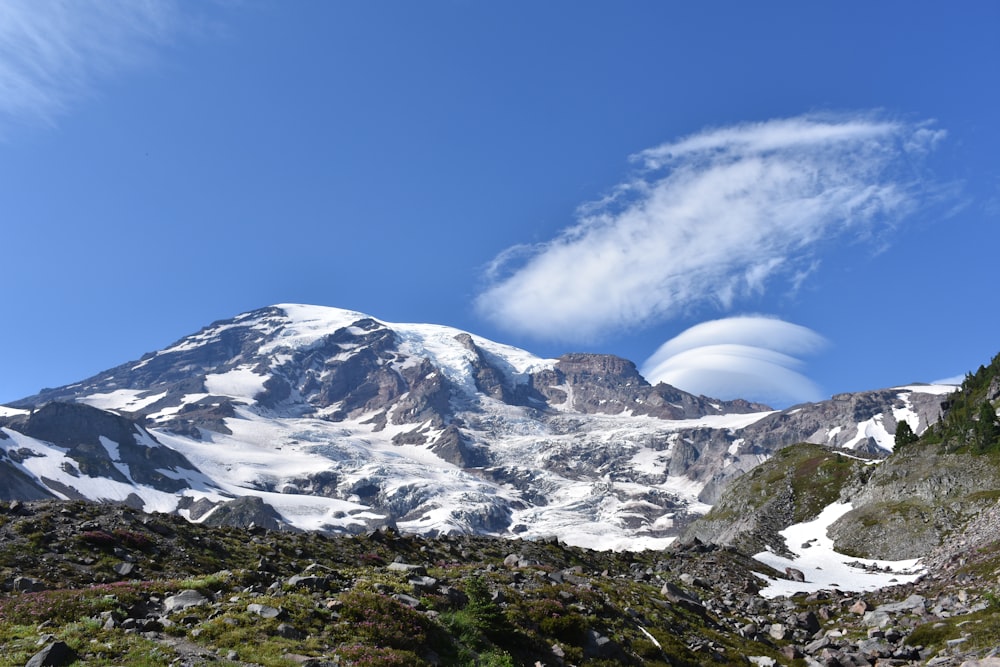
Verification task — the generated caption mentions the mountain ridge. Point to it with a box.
[0,303,954,549]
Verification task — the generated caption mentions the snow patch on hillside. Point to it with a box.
[842,414,893,451]
[0,428,217,513]
[145,393,211,422]
[754,502,923,597]
[79,389,167,412]
[204,367,269,400]
[892,391,922,439]
[896,383,959,395]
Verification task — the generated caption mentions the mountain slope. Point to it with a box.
[827,352,1000,560]
[684,351,1000,598]
[0,304,955,548]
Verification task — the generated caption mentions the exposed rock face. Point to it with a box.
[430,425,488,468]
[200,496,287,531]
[0,459,54,501]
[697,385,950,503]
[828,445,1000,559]
[686,423,1000,563]
[16,401,144,451]
[456,333,542,406]
[738,388,945,455]
[9,402,199,493]
[157,398,236,439]
[532,353,770,419]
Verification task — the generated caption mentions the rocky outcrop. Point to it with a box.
[159,397,236,439]
[430,424,488,468]
[531,353,770,419]
[200,496,287,531]
[687,421,1000,563]
[828,443,1000,559]
[738,387,945,456]
[0,459,54,500]
[455,333,542,406]
[10,402,199,493]
[388,358,451,427]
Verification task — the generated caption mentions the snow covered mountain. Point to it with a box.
[0,304,955,549]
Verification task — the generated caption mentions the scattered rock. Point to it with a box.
[785,567,805,582]
[26,641,76,667]
[12,576,46,592]
[391,593,423,609]
[287,574,334,592]
[276,622,304,639]
[660,581,703,612]
[247,603,284,619]
[164,589,210,613]
[386,562,426,575]
[113,561,135,577]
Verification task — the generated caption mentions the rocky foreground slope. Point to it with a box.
[1,498,1000,667]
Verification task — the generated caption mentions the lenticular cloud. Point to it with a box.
[476,113,944,341]
[640,316,827,407]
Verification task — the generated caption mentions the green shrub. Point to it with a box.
[477,649,516,666]
[463,576,508,637]
[337,591,437,653]
[0,581,158,625]
[335,644,429,667]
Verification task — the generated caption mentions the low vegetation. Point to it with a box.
[0,500,786,666]
[6,494,1000,666]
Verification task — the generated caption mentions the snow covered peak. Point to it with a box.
[259,303,375,353]
[265,303,555,393]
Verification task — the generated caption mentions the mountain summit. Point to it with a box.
[0,304,953,548]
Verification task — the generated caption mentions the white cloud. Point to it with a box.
[640,316,827,407]
[0,0,179,131]
[475,112,944,342]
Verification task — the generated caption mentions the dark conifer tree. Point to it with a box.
[894,420,918,449]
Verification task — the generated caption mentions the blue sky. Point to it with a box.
[1,1,998,407]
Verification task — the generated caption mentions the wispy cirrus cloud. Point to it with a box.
[475,113,945,341]
[640,316,827,407]
[0,0,180,131]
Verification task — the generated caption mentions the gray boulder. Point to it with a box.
[164,589,210,613]
[26,641,76,667]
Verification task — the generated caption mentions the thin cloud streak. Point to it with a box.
[476,113,944,342]
[640,316,827,407]
[0,0,178,131]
